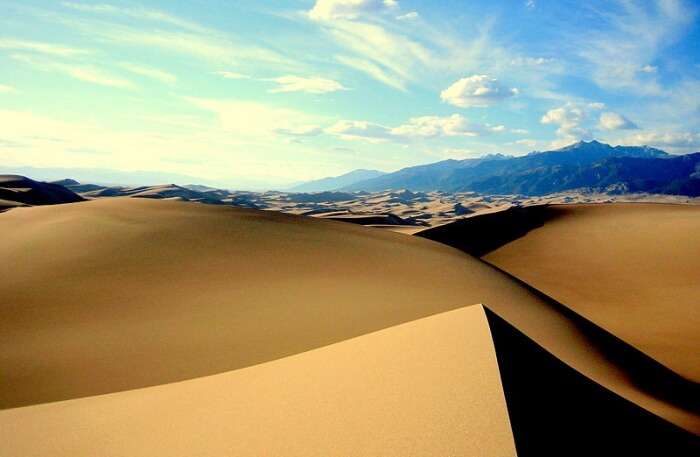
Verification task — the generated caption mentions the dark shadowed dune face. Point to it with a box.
[486,310,700,456]
[0,175,84,208]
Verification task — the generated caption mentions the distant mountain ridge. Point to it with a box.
[340,141,700,196]
[290,169,386,192]
[341,154,510,192]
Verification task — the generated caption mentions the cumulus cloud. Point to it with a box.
[440,75,519,108]
[541,102,605,141]
[309,0,398,21]
[267,75,347,94]
[598,112,638,130]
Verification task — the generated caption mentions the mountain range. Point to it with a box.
[332,140,700,195]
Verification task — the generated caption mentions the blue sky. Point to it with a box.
[1,0,699,188]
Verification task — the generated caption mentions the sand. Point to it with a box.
[1,198,698,454]
[0,305,517,457]
[483,203,700,383]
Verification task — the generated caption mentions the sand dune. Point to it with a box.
[1,198,698,454]
[0,305,517,457]
[479,204,700,383]
[0,175,84,208]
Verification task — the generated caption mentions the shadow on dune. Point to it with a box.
[419,203,699,416]
[485,308,700,456]
[416,205,561,256]
[493,265,700,416]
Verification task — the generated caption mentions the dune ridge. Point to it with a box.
[0,305,518,457]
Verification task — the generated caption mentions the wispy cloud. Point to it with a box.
[334,55,406,91]
[571,0,696,95]
[61,2,208,33]
[184,97,327,136]
[29,5,298,70]
[0,38,90,57]
[119,63,177,85]
[308,0,398,21]
[214,71,252,80]
[11,54,133,89]
[266,75,347,94]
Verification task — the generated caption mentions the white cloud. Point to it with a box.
[61,2,208,33]
[620,130,700,152]
[309,0,398,20]
[0,84,16,93]
[0,38,89,57]
[599,112,638,130]
[266,75,347,94]
[515,138,538,147]
[509,56,554,67]
[44,9,296,70]
[541,102,605,142]
[396,11,419,21]
[327,114,508,142]
[325,120,393,142]
[96,28,290,66]
[335,55,406,91]
[440,75,519,108]
[525,1,536,9]
[573,0,695,95]
[391,114,483,137]
[119,63,177,85]
[327,20,430,89]
[275,125,324,137]
[214,71,251,80]
[11,54,134,89]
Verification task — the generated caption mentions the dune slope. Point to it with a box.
[0,305,517,457]
[1,198,698,439]
[479,204,700,383]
